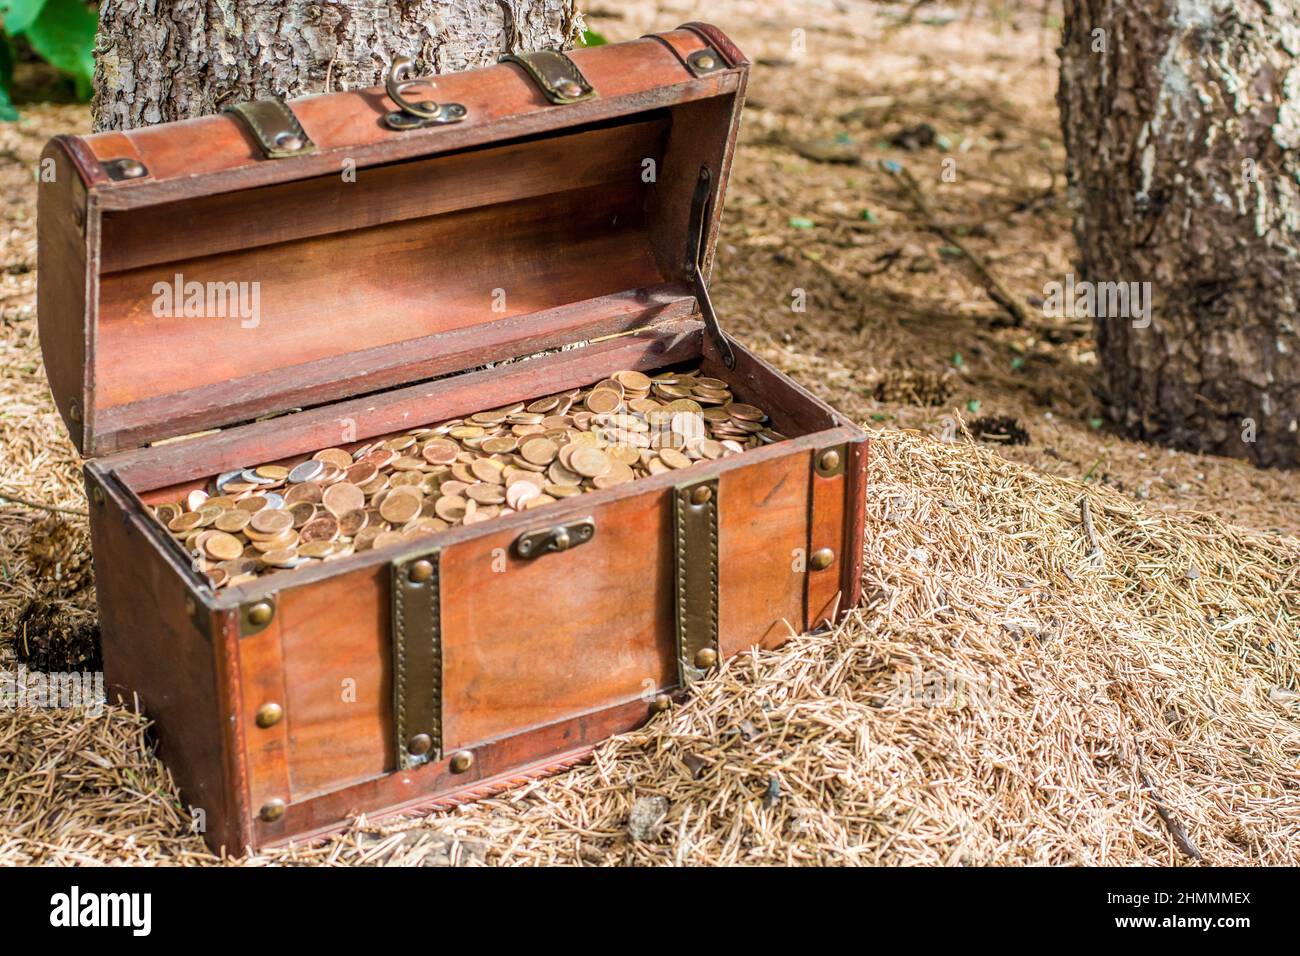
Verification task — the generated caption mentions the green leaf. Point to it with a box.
[859,208,878,222]
[788,216,815,230]
[966,399,981,413]
[1010,356,1025,371]
[22,0,96,93]
[0,0,48,35]
[579,29,607,47]
[0,35,14,118]
[951,352,964,368]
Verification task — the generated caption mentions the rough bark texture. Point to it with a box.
[1059,0,1300,468]
[92,0,582,132]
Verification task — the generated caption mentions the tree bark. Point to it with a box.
[1059,0,1300,468]
[92,0,582,132]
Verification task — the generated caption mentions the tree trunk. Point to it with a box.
[1058,1,1300,468]
[92,0,582,132]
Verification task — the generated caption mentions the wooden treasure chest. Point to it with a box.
[36,23,868,853]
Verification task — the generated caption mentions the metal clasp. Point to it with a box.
[383,57,468,130]
[513,517,596,559]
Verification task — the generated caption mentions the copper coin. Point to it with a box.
[314,448,354,469]
[379,490,422,524]
[300,516,340,543]
[284,482,323,505]
[322,482,365,517]
[338,509,369,536]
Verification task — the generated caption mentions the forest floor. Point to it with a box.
[0,0,1296,865]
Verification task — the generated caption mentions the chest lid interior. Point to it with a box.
[36,24,749,457]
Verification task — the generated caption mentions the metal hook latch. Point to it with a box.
[383,57,468,130]
[685,165,737,370]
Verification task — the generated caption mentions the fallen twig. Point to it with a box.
[1079,497,1103,568]
[1137,758,1203,862]
[0,491,88,518]
[883,161,1033,327]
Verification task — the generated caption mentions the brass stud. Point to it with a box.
[256,702,284,729]
[818,449,841,473]
[69,401,82,423]
[694,647,718,670]
[558,79,584,98]
[90,485,104,506]
[185,595,197,617]
[117,158,146,178]
[246,601,274,627]
[275,132,304,152]
[449,750,474,773]
[408,559,434,583]
[650,694,672,714]
[408,733,433,756]
[259,799,286,823]
[695,53,716,70]
[810,547,835,571]
[690,485,713,506]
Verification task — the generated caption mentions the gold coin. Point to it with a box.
[372,530,407,550]
[466,483,505,504]
[251,529,299,552]
[433,495,467,522]
[584,388,622,414]
[659,448,693,470]
[520,437,558,465]
[256,465,290,481]
[505,481,540,509]
[379,489,422,524]
[352,528,382,552]
[214,509,252,533]
[470,458,505,483]
[168,511,204,533]
[727,403,765,422]
[249,508,293,535]
[236,495,269,513]
[614,369,652,392]
[261,548,299,568]
[570,446,611,478]
[322,482,365,517]
[314,448,354,469]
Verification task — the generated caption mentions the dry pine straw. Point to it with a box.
[1,429,1296,866]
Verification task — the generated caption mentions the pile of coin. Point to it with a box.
[152,367,783,588]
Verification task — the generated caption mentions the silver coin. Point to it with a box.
[263,492,285,510]
[241,468,277,485]
[216,470,243,490]
[288,460,325,483]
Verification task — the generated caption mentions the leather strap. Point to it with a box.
[674,474,720,687]
[501,50,596,104]
[391,547,442,769]
[225,99,317,159]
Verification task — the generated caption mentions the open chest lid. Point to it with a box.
[36,23,749,457]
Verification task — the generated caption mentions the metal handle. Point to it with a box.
[383,57,468,130]
[514,518,596,559]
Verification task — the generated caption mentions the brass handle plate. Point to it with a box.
[513,517,596,559]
